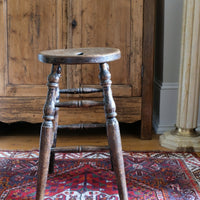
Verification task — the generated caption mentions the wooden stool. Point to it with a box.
[36,47,128,200]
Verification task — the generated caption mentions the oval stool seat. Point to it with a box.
[38,47,121,64]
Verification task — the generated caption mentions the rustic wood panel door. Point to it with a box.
[66,0,143,98]
[0,0,69,122]
[0,0,67,97]
[63,0,143,124]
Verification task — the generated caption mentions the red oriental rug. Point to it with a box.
[0,151,200,200]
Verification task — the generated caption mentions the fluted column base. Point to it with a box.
[160,130,200,152]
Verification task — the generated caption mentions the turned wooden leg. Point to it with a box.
[99,63,128,200]
[106,118,128,200]
[49,90,60,174]
[110,148,114,171]
[36,65,61,200]
[36,122,54,200]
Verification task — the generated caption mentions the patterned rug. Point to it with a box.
[0,151,200,200]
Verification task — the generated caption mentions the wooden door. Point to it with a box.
[0,0,68,122]
[66,0,143,98]
[62,0,143,124]
[0,0,67,98]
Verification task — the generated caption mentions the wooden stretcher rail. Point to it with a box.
[59,88,103,94]
[51,145,110,153]
[58,123,106,129]
[55,100,104,108]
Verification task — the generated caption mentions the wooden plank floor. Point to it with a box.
[0,122,170,151]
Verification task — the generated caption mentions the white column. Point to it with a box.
[160,0,200,151]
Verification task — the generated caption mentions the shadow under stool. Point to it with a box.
[36,47,128,200]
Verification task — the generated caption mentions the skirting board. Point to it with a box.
[153,80,200,134]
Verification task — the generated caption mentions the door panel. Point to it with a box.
[80,0,131,85]
[67,0,143,97]
[1,0,67,96]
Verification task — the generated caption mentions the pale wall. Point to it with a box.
[153,0,200,133]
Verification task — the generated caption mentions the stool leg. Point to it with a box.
[49,90,60,174]
[106,119,128,200]
[99,63,128,200]
[36,122,54,200]
[36,65,61,200]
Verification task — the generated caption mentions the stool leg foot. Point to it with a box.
[36,122,54,200]
[107,118,128,200]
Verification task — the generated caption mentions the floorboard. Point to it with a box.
[0,122,169,151]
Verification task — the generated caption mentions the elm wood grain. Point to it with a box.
[7,0,57,85]
[0,97,141,124]
[38,47,121,64]
[66,0,143,105]
[69,85,132,98]
[73,0,143,92]
[80,85,132,98]
[65,0,81,90]
[141,0,156,139]
[3,85,131,97]
[130,0,143,96]
[55,100,104,108]
[0,0,67,97]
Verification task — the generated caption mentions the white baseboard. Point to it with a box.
[153,119,176,134]
[153,79,200,134]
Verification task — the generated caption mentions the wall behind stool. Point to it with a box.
[153,0,200,134]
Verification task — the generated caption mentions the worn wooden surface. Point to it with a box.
[0,0,155,139]
[36,57,128,199]
[38,48,121,64]
[0,0,67,97]
[58,124,105,129]
[141,0,156,139]
[0,97,142,124]
[51,145,110,153]
[67,0,143,97]
[60,88,103,94]
[36,64,61,200]
[99,63,128,199]
[0,122,170,152]
[55,100,104,108]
